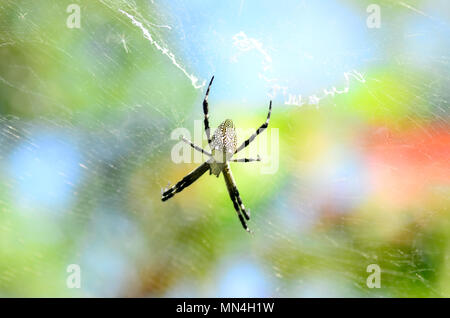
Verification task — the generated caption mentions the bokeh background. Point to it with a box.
[0,0,449,297]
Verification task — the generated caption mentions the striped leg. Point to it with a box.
[235,100,272,154]
[223,164,251,232]
[161,162,210,201]
[203,76,214,146]
[231,155,261,163]
[181,136,212,157]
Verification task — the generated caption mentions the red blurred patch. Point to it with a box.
[365,125,449,208]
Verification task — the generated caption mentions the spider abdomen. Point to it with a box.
[209,119,237,176]
[211,119,237,154]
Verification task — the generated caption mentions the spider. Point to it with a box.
[161,76,272,232]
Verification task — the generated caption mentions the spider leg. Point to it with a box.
[231,155,261,163]
[181,136,212,157]
[203,76,214,147]
[223,164,251,232]
[161,162,210,201]
[235,100,272,154]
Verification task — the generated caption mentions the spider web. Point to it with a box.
[0,0,449,297]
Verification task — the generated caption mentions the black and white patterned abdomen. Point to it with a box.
[209,119,237,176]
[211,119,237,155]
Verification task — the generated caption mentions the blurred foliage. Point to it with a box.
[0,0,449,297]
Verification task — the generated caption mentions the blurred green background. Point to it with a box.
[0,0,449,297]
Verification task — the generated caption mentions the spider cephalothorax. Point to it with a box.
[161,76,272,232]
